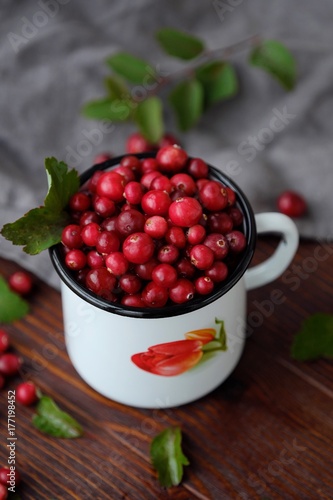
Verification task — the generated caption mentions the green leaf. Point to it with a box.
[0,276,29,323]
[169,78,204,131]
[249,40,296,90]
[196,61,238,107]
[82,97,133,121]
[106,52,156,84]
[32,395,83,438]
[1,207,70,255]
[150,427,189,488]
[44,157,80,213]
[104,75,129,100]
[1,158,79,254]
[156,28,205,60]
[134,96,164,144]
[291,313,333,361]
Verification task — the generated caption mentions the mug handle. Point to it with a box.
[244,212,299,291]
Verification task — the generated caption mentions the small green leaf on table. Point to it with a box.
[249,39,296,90]
[134,96,164,144]
[291,313,333,361]
[1,158,79,254]
[0,276,29,323]
[106,52,156,84]
[32,395,83,438]
[150,426,189,488]
[169,78,204,131]
[156,28,205,60]
[196,61,238,107]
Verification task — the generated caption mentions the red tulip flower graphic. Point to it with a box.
[131,320,227,377]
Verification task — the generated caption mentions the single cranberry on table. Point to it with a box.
[8,271,33,295]
[0,353,22,377]
[16,381,38,406]
[277,190,307,218]
[0,467,21,488]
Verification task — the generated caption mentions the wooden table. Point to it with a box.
[1,238,333,500]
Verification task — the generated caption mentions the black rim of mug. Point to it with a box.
[49,153,257,318]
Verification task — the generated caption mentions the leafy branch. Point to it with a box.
[82,28,296,143]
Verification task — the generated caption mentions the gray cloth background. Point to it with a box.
[1,0,332,288]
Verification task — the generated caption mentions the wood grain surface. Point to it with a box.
[0,237,333,500]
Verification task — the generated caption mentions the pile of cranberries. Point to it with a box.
[60,145,247,309]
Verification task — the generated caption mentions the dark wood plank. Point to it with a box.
[0,237,333,500]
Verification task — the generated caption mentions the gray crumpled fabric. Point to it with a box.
[0,0,332,288]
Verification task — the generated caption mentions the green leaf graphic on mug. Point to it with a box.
[131,320,228,376]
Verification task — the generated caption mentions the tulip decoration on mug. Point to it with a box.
[49,146,299,409]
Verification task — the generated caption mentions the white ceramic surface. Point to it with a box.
[59,212,298,408]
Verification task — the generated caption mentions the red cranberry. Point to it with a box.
[95,231,120,254]
[93,153,112,164]
[0,482,8,500]
[199,181,228,211]
[186,224,206,245]
[86,250,104,269]
[195,276,214,295]
[8,271,33,295]
[105,252,129,276]
[159,133,180,148]
[165,226,186,249]
[0,329,10,353]
[0,374,5,390]
[16,381,38,406]
[100,216,118,232]
[126,132,155,153]
[121,293,144,307]
[170,173,196,196]
[168,197,202,227]
[157,244,179,264]
[79,210,101,226]
[141,190,171,216]
[227,207,243,227]
[226,187,236,206]
[190,244,214,270]
[65,249,87,270]
[208,212,233,234]
[226,231,247,253]
[169,279,195,304]
[175,258,196,279]
[96,171,125,202]
[151,175,173,193]
[141,157,159,173]
[124,181,144,205]
[134,257,159,280]
[119,274,142,294]
[277,191,307,218]
[93,196,116,218]
[61,224,83,249]
[85,268,116,296]
[141,281,169,308]
[114,165,136,184]
[81,222,101,247]
[69,192,91,212]
[156,145,188,173]
[205,261,228,282]
[204,233,229,260]
[122,232,155,264]
[88,170,103,193]
[152,263,178,288]
[116,209,145,236]
[0,353,22,376]
[187,158,209,179]
[0,466,21,487]
[144,216,168,239]
[141,170,162,190]
[120,154,141,172]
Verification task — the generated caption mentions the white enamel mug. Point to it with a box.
[50,155,299,408]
